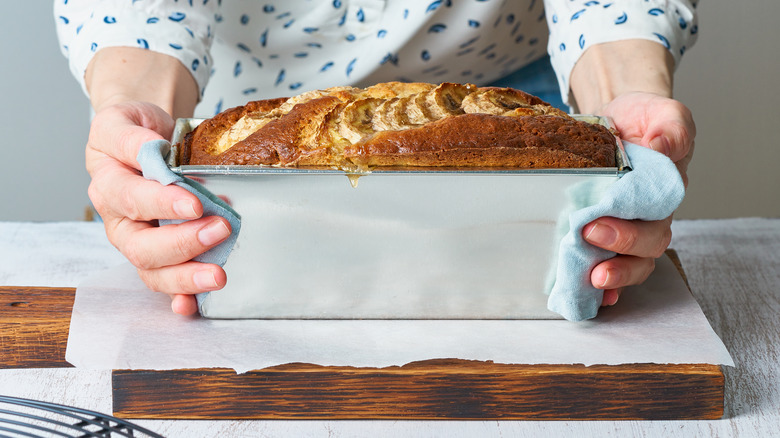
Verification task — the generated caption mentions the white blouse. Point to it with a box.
[55,0,698,116]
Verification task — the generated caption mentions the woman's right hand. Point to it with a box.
[86,101,231,315]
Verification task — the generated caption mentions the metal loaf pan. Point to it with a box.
[169,116,631,319]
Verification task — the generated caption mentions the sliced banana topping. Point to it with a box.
[404,91,436,125]
[424,83,474,119]
[214,82,567,155]
[462,89,531,116]
[361,81,435,100]
[337,98,384,144]
[372,97,410,132]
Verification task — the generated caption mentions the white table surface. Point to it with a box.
[1,218,778,437]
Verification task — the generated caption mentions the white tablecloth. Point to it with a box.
[1,218,778,437]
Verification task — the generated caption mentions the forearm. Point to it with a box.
[569,39,674,114]
[85,47,199,119]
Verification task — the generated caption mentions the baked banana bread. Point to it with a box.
[181,82,617,170]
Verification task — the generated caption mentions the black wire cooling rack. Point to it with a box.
[0,396,164,438]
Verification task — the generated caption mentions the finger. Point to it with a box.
[599,93,695,164]
[582,216,673,258]
[591,255,655,290]
[110,216,232,270]
[601,288,623,307]
[138,261,227,295]
[641,99,696,163]
[87,102,175,170]
[170,294,200,316]
[674,140,695,188]
[88,159,202,221]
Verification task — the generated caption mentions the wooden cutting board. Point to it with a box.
[0,251,724,420]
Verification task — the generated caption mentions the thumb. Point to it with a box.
[88,102,175,169]
[640,102,696,164]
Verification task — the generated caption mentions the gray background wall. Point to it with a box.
[1,1,778,221]
[1,3,91,221]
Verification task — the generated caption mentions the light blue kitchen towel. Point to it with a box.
[136,139,241,307]
[547,142,685,321]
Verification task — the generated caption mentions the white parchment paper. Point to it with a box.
[65,255,734,373]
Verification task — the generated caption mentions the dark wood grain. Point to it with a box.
[0,286,74,368]
[112,361,724,420]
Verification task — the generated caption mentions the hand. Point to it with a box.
[86,101,231,315]
[586,92,695,306]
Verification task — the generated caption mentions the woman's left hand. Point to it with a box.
[586,91,696,306]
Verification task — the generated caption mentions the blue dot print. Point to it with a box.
[346,58,357,76]
[51,0,700,114]
[168,12,186,22]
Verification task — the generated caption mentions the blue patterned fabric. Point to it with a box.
[545,0,698,101]
[54,0,697,111]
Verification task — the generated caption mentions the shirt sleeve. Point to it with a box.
[53,0,218,99]
[543,0,699,105]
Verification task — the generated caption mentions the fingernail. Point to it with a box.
[173,199,199,219]
[590,269,609,289]
[602,289,619,306]
[584,223,617,247]
[649,136,671,157]
[193,270,219,290]
[599,269,612,289]
[197,219,230,246]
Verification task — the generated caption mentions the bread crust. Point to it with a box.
[182,82,617,169]
[346,114,616,168]
[184,97,287,165]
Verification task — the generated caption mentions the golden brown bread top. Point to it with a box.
[182,82,617,169]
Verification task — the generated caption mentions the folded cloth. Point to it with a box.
[547,142,685,321]
[136,139,241,307]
